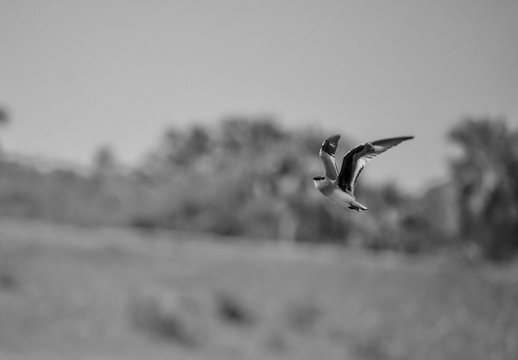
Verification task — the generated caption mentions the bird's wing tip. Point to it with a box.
[394,135,414,141]
[320,134,341,154]
[327,134,341,141]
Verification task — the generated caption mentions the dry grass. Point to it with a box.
[0,218,516,360]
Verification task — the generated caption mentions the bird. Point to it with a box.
[313,134,414,211]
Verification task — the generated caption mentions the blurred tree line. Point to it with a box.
[0,114,516,261]
[449,118,518,261]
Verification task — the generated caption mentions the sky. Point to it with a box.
[1,0,518,191]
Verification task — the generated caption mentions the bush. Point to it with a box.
[129,290,207,347]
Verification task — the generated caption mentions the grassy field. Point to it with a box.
[0,218,516,360]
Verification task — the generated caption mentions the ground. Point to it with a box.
[0,218,516,360]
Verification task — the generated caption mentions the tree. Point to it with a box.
[0,107,10,155]
[92,145,117,175]
[220,115,285,153]
[0,108,8,126]
[449,118,518,260]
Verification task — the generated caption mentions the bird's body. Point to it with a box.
[313,176,366,210]
[313,134,414,211]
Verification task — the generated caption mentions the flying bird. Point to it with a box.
[313,135,414,211]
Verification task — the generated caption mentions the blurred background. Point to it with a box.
[0,1,517,359]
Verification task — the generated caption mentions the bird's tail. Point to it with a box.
[348,200,368,212]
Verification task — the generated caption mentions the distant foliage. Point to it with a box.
[123,116,452,251]
[0,107,9,126]
[92,145,117,175]
[214,291,255,326]
[2,115,515,260]
[449,118,518,260]
[0,107,10,154]
[132,116,336,241]
[130,290,206,347]
[0,159,135,225]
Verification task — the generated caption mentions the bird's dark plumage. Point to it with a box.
[337,136,414,194]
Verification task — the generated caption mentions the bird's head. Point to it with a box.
[312,176,327,190]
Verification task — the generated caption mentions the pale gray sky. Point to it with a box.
[1,0,518,191]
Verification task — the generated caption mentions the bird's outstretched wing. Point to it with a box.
[337,136,414,194]
[319,134,340,180]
